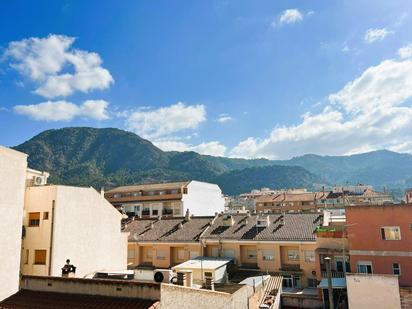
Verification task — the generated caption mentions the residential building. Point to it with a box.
[318,186,393,207]
[125,212,213,269]
[0,146,27,301]
[346,204,412,287]
[239,188,309,200]
[255,191,327,213]
[224,197,255,214]
[125,212,322,289]
[105,181,225,218]
[201,213,321,289]
[21,184,128,277]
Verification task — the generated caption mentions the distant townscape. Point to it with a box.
[1,144,412,309]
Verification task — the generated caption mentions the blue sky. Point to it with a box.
[1,1,412,159]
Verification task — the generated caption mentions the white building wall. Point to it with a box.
[0,146,27,301]
[51,186,128,277]
[346,273,401,309]
[182,181,225,216]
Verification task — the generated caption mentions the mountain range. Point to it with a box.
[13,127,412,196]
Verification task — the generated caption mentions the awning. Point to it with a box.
[318,278,346,289]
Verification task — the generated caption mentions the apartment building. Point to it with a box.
[21,184,128,277]
[0,147,27,301]
[125,212,322,289]
[255,191,327,213]
[318,187,392,207]
[125,211,212,269]
[105,180,225,217]
[346,204,412,287]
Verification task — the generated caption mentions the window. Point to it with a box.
[211,248,219,257]
[113,193,121,198]
[24,249,29,264]
[393,263,401,275]
[223,249,235,258]
[34,250,47,265]
[28,212,40,227]
[308,278,317,288]
[43,212,49,220]
[357,261,373,274]
[190,251,199,259]
[146,249,153,259]
[262,250,274,261]
[288,250,300,261]
[183,188,188,194]
[177,249,185,260]
[381,227,401,240]
[157,250,166,260]
[152,209,158,216]
[304,251,315,263]
[247,249,257,260]
[128,249,135,259]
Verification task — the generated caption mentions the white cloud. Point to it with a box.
[154,140,227,156]
[230,57,412,159]
[278,9,303,25]
[398,43,412,59]
[13,99,109,121]
[126,102,206,139]
[329,59,412,113]
[364,28,392,43]
[4,34,113,98]
[217,113,233,123]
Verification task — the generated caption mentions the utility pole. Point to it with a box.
[325,257,334,309]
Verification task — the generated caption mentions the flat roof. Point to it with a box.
[172,257,232,270]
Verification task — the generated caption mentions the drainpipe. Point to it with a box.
[325,257,334,309]
[48,200,55,276]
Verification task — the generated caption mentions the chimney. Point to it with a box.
[177,270,193,287]
[204,272,214,290]
[185,209,191,221]
[100,187,105,196]
[61,259,76,278]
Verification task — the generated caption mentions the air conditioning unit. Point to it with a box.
[153,269,175,283]
[33,176,46,186]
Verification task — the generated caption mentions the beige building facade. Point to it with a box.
[0,146,28,301]
[21,185,128,277]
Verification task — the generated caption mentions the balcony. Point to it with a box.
[279,264,302,272]
[106,193,183,203]
[321,270,345,278]
[316,226,344,238]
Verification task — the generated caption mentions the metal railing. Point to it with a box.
[321,270,345,278]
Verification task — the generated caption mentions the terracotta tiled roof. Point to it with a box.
[125,216,213,242]
[255,192,320,203]
[125,214,322,243]
[201,213,322,242]
[0,290,157,309]
[106,181,190,193]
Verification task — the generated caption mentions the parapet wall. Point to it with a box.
[20,275,160,300]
